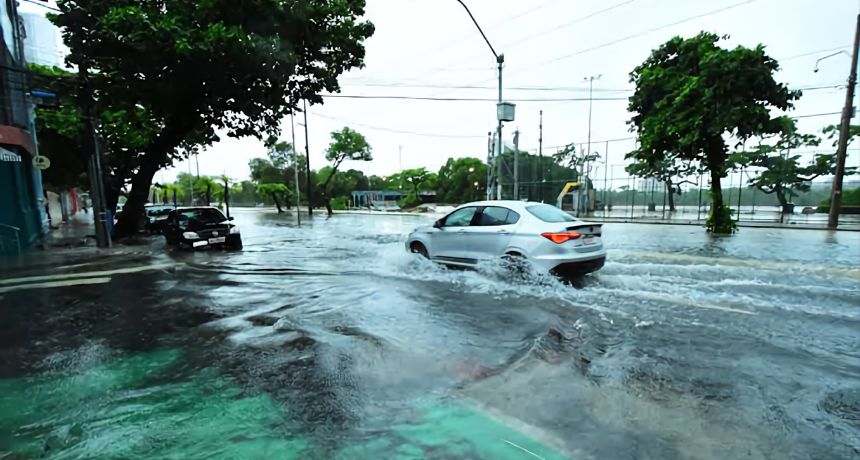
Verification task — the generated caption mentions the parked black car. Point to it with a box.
[163,207,242,250]
[145,204,174,235]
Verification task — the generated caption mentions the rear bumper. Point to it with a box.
[549,256,606,278]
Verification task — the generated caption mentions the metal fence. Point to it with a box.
[494,140,860,227]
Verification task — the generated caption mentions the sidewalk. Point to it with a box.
[586,216,860,231]
[43,212,96,247]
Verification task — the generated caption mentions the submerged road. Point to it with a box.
[1,208,858,459]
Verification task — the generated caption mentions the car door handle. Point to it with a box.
[497,229,509,233]
[457,229,466,233]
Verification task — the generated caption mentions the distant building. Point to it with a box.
[20,12,61,67]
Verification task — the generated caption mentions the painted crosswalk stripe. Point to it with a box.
[0,277,112,294]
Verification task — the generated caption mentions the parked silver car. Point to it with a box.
[405,201,605,278]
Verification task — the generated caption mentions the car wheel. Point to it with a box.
[410,242,429,259]
[228,238,243,251]
[502,252,529,274]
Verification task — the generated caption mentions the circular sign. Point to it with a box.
[32,155,51,170]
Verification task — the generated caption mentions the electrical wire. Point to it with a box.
[20,0,60,13]
[320,94,629,102]
[308,111,484,139]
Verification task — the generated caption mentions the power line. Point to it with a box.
[321,94,628,102]
[308,112,484,139]
[532,0,760,70]
[20,0,61,12]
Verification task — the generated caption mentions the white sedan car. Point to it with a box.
[405,201,605,278]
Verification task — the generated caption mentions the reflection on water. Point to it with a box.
[1,209,859,459]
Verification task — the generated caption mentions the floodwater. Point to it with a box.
[1,209,858,459]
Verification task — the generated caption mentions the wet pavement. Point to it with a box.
[1,208,859,459]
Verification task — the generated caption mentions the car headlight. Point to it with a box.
[182,231,200,239]
[229,225,240,235]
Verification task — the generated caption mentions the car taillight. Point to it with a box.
[541,231,583,244]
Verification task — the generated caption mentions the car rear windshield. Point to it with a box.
[526,204,577,223]
[178,208,227,224]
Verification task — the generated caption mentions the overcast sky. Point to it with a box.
[21,0,860,185]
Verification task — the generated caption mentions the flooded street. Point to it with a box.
[1,209,859,459]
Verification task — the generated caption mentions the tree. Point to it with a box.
[733,124,856,215]
[256,183,291,213]
[319,127,372,215]
[51,0,374,237]
[627,32,799,233]
[435,157,487,204]
[625,159,697,212]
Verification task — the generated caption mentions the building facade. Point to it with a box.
[0,0,47,255]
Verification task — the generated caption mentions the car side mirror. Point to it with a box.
[228,216,234,221]
[433,219,442,228]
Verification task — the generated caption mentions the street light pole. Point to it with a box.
[583,75,601,216]
[290,113,301,226]
[828,13,860,229]
[302,100,313,217]
[455,0,508,201]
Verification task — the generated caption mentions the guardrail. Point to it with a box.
[0,223,22,256]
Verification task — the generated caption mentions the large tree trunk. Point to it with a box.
[709,168,729,233]
[665,180,676,212]
[113,160,160,238]
[323,192,333,216]
[272,193,283,213]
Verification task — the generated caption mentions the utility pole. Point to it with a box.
[195,153,200,179]
[486,131,493,200]
[455,0,511,201]
[398,145,403,174]
[603,140,609,216]
[539,110,544,202]
[828,13,860,229]
[290,113,301,226]
[513,129,520,200]
[302,100,313,217]
[187,157,194,205]
[78,58,111,248]
[583,75,601,216]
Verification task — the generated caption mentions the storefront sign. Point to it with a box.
[0,148,20,162]
[32,155,51,170]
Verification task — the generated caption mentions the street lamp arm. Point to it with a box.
[454,0,501,62]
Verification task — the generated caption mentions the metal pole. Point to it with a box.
[486,131,493,200]
[697,174,703,222]
[79,58,110,248]
[603,141,609,217]
[539,110,544,202]
[828,13,860,228]
[303,100,313,217]
[496,56,504,201]
[584,75,599,215]
[195,153,200,179]
[188,158,194,205]
[737,169,744,221]
[290,113,301,226]
[513,129,520,200]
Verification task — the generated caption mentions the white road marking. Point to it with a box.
[503,439,547,460]
[0,263,177,286]
[0,277,112,294]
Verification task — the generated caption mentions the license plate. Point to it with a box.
[581,236,596,245]
[208,237,226,244]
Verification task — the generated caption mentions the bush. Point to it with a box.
[817,188,860,212]
[330,197,348,210]
[398,192,421,209]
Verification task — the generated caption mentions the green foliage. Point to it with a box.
[822,124,860,146]
[818,188,860,212]
[398,192,422,209]
[392,167,436,196]
[256,183,291,211]
[320,127,372,214]
[627,32,799,234]
[552,143,599,169]
[705,205,737,234]
[50,0,374,235]
[435,157,487,204]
